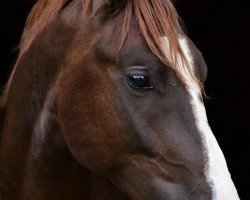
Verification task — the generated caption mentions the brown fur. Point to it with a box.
[20,0,71,55]
[18,0,203,95]
[0,0,231,199]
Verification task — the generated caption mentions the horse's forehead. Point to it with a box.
[96,14,151,62]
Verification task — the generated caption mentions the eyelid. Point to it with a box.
[126,67,150,76]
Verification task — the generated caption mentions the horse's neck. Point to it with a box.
[0,0,77,195]
[0,1,128,199]
[17,87,90,199]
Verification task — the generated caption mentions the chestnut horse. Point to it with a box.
[0,0,240,199]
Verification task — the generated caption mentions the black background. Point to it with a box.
[0,0,249,199]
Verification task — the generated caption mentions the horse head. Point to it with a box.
[55,0,240,199]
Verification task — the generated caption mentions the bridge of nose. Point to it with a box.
[177,37,240,200]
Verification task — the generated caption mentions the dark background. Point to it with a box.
[0,0,249,199]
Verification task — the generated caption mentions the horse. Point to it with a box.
[0,0,240,199]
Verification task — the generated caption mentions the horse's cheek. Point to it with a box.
[58,80,132,172]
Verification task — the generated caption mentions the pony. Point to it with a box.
[0,0,240,199]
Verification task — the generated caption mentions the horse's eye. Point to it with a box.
[127,74,154,90]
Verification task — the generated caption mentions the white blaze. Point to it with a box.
[162,36,240,199]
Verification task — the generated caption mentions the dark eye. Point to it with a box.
[127,74,154,90]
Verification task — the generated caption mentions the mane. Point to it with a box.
[19,0,71,54]
[19,0,203,94]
